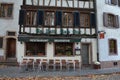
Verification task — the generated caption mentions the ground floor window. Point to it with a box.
[55,42,74,56]
[25,42,46,56]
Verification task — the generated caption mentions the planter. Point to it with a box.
[93,64,101,69]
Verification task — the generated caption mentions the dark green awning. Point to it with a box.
[18,36,81,42]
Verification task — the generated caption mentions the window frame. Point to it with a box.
[108,39,118,55]
[25,10,37,26]
[54,42,74,56]
[0,3,13,18]
[105,0,118,5]
[44,11,55,27]
[25,42,46,56]
[80,13,90,28]
[62,12,74,27]
[103,12,119,28]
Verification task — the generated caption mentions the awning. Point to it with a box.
[18,35,81,42]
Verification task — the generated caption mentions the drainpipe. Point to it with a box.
[94,0,99,61]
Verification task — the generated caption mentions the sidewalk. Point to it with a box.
[0,66,120,78]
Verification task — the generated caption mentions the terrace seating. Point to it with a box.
[48,59,55,71]
[54,59,61,70]
[41,59,48,71]
[61,59,67,71]
[27,59,35,71]
[74,60,81,70]
[67,60,75,71]
[19,58,28,71]
[34,59,42,71]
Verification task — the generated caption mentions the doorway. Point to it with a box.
[81,43,92,68]
[6,38,16,59]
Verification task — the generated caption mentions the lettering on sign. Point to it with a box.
[29,39,48,42]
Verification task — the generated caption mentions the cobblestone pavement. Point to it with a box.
[0,66,120,80]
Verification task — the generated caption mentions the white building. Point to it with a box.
[0,0,99,69]
[97,0,120,68]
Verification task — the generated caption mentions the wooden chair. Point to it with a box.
[27,59,34,71]
[19,58,28,72]
[34,59,42,71]
[61,59,67,71]
[67,60,75,71]
[48,59,55,71]
[54,59,61,70]
[74,60,81,70]
[41,59,48,71]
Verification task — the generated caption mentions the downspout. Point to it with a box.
[94,0,99,61]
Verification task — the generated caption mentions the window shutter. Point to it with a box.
[19,9,26,25]
[90,13,96,28]
[74,12,80,27]
[114,15,119,28]
[56,11,62,26]
[111,0,117,5]
[37,10,44,25]
[103,13,108,27]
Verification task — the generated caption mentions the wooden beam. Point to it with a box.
[66,0,69,7]
[43,0,45,6]
[73,0,74,8]
[55,0,57,7]
[61,0,62,7]
[48,0,51,6]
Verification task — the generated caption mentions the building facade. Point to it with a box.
[0,0,98,69]
[97,0,120,68]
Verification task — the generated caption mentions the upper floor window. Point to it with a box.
[103,13,119,28]
[63,12,73,27]
[44,12,55,26]
[0,3,13,18]
[105,0,118,5]
[109,39,117,55]
[25,11,37,26]
[80,13,90,27]
[0,37,3,48]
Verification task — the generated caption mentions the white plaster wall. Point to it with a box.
[97,0,120,61]
[0,0,22,58]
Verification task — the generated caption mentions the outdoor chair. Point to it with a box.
[54,59,61,70]
[27,59,35,71]
[61,59,67,71]
[48,59,55,71]
[74,60,81,71]
[67,60,75,71]
[41,59,48,71]
[19,58,28,72]
[34,59,42,71]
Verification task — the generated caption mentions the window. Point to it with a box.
[105,0,118,5]
[103,13,119,28]
[55,43,74,56]
[0,37,3,48]
[0,3,13,18]
[26,42,46,56]
[63,13,73,27]
[109,39,117,55]
[44,12,55,26]
[25,11,37,26]
[80,13,90,27]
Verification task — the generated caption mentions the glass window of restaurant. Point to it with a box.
[25,42,46,56]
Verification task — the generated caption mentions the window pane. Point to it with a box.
[109,39,117,54]
[108,14,114,27]
[0,38,3,48]
[26,11,37,26]
[0,4,13,18]
[80,14,90,27]
[63,13,73,27]
[44,12,55,26]
[55,43,73,56]
[26,42,46,56]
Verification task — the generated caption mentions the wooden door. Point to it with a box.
[6,38,16,58]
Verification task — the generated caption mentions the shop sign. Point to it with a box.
[29,39,49,42]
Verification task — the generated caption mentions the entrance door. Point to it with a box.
[6,38,16,58]
[81,44,90,65]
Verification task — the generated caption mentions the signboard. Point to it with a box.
[18,36,81,42]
